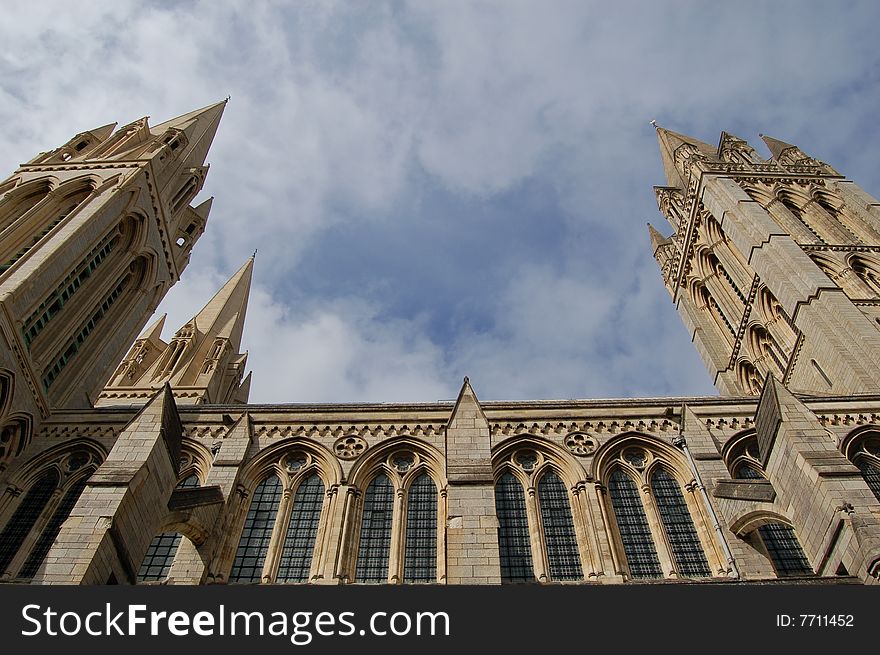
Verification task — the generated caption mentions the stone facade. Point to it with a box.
[0,107,879,585]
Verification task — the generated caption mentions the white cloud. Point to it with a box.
[2,1,879,403]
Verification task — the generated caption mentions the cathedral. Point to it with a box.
[0,102,878,586]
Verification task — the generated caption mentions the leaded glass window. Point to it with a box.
[0,470,58,574]
[758,522,812,577]
[277,474,325,583]
[608,469,662,579]
[403,473,437,583]
[355,474,394,583]
[229,475,283,583]
[734,462,763,479]
[538,471,582,581]
[20,476,89,579]
[495,472,534,583]
[134,472,203,582]
[650,468,710,577]
[857,459,880,502]
[177,474,200,489]
[137,532,183,582]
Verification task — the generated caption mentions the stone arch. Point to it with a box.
[0,369,11,418]
[689,278,735,341]
[839,426,880,502]
[846,253,880,296]
[721,429,766,478]
[346,436,446,584]
[745,322,786,376]
[756,285,783,323]
[239,437,342,491]
[4,438,106,491]
[729,511,813,577]
[808,251,844,279]
[492,434,589,582]
[729,510,795,537]
[177,437,214,486]
[594,432,721,580]
[735,358,763,395]
[0,438,105,579]
[0,178,54,232]
[348,436,446,491]
[742,183,775,208]
[592,431,690,482]
[493,434,587,489]
[0,413,33,469]
[810,185,844,215]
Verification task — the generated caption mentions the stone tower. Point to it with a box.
[0,101,225,470]
[650,127,880,396]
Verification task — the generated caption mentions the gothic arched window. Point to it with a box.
[19,475,89,579]
[0,446,101,580]
[857,460,880,501]
[277,473,325,583]
[229,474,283,583]
[348,445,444,584]
[492,446,584,583]
[136,473,201,583]
[650,468,710,577]
[537,471,583,581]
[403,473,437,583]
[137,532,186,582]
[355,473,394,583]
[757,522,812,577]
[0,471,59,574]
[226,446,334,585]
[842,430,880,502]
[495,471,534,583]
[0,181,51,233]
[849,256,880,296]
[608,469,662,579]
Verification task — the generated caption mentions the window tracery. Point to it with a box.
[0,443,102,579]
[351,446,443,584]
[493,442,586,583]
[597,437,717,581]
[228,447,332,584]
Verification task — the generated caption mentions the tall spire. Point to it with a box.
[760,134,798,160]
[654,125,716,189]
[191,257,253,351]
[152,99,227,172]
[150,99,227,139]
[647,223,668,255]
[87,122,118,142]
[138,313,167,344]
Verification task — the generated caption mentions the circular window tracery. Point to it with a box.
[564,432,597,457]
[334,435,367,460]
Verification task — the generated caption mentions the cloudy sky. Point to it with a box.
[2,1,879,403]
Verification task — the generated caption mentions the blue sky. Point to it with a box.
[2,1,879,403]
